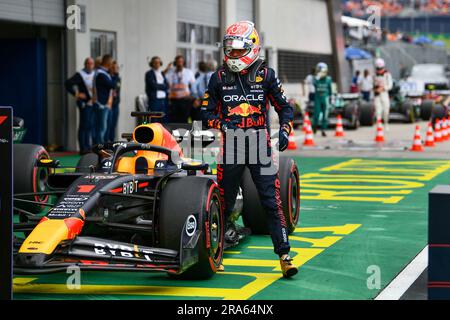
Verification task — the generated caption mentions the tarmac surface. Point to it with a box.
[286,120,450,159]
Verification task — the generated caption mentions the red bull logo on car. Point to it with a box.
[228,103,262,117]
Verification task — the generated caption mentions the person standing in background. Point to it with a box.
[373,58,393,131]
[145,56,169,123]
[166,55,196,123]
[358,69,373,102]
[350,70,360,93]
[106,61,121,142]
[93,54,115,144]
[65,57,95,155]
[192,61,215,121]
[304,67,316,103]
[313,62,333,137]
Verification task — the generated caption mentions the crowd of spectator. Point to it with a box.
[66,52,217,153]
[342,0,449,18]
[65,54,121,155]
[144,55,217,124]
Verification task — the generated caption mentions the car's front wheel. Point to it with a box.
[159,176,224,279]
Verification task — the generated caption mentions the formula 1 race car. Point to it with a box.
[298,93,375,129]
[418,85,450,122]
[13,112,300,279]
[388,85,419,123]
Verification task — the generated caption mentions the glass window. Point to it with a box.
[90,30,117,59]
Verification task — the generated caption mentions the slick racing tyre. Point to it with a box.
[400,101,415,123]
[13,144,50,214]
[431,104,447,125]
[420,100,434,120]
[241,157,300,235]
[76,153,100,173]
[159,176,224,279]
[343,103,360,129]
[359,102,376,126]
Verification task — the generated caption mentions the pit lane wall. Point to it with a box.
[65,0,340,151]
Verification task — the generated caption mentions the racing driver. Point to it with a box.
[201,21,298,278]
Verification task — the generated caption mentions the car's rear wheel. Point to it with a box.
[76,153,100,173]
[159,176,223,279]
[431,104,447,123]
[400,101,416,123]
[241,157,300,235]
[420,100,434,120]
[344,103,360,129]
[359,101,376,126]
[13,144,50,215]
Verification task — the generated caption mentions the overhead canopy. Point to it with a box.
[413,36,433,45]
[341,15,370,28]
[345,46,372,60]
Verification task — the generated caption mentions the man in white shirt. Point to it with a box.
[304,68,316,102]
[165,55,196,123]
[373,58,393,130]
[358,69,373,102]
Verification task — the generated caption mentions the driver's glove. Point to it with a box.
[278,123,291,152]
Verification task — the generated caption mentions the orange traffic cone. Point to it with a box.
[302,112,311,133]
[424,122,435,147]
[374,118,385,143]
[410,125,424,152]
[303,122,315,146]
[335,114,345,137]
[434,119,443,143]
[441,118,449,141]
[287,129,297,150]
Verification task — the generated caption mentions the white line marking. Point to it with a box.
[375,246,428,300]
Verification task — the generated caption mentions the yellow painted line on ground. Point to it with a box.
[294,224,361,235]
[14,272,281,300]
[224,247,323,271]
[13,223,362,299]
[288,235,342,248]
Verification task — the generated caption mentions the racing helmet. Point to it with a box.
[223,21,261,72]
[316,62,328,78]
[375,58,385,69]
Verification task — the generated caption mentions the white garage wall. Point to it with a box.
[67,0,177,150]
[259,0,332,55]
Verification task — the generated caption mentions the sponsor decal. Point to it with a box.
[223,85,237,91]
[83,175,116,180]
[93,242,154,261]
[223,94,264,103]
[228,103,262,117]
[77,185,95,193]
[185,215,197,237]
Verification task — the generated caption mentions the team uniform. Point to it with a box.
[374,69,393,126]
[313,75,332,132]
[201,59,294,256]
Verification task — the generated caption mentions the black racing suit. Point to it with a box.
[201,60,293,256]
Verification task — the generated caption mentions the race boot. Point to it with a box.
[224,221,240,247]
[280,254,298,278]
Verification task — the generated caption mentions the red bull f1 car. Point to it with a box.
[13,112,300,279]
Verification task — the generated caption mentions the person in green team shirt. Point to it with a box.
[313,62,333,137]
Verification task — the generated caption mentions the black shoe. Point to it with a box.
[225,222,240,245]
[313,127,317,134]
[321,131,327,137]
